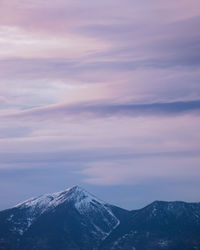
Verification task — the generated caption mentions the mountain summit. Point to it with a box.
[11,185,118,238]
[15,186,106,216]
[0,186,121,250]
[0,186,200,250]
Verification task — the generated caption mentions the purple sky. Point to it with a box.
[0,0,200,210]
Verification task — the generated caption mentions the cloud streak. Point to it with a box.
[3,100,200,121]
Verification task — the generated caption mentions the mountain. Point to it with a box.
[0,186,127,250]
[102,201,200,250]
[0,186,200,250]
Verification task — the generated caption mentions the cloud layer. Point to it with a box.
[0,0,200,209]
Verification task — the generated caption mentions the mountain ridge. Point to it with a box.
[0,186,200,250]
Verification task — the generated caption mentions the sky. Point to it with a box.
[0,0,200,210]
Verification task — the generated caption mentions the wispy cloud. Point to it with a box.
[0,0,200,209]
[3,100,200,121]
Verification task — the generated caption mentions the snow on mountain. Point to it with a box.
[15,186,95,211]
[11,186,120,237]
[15,186,113,217]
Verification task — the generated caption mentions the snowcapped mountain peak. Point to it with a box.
[15,185,105,214]
[11,186,119,238]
